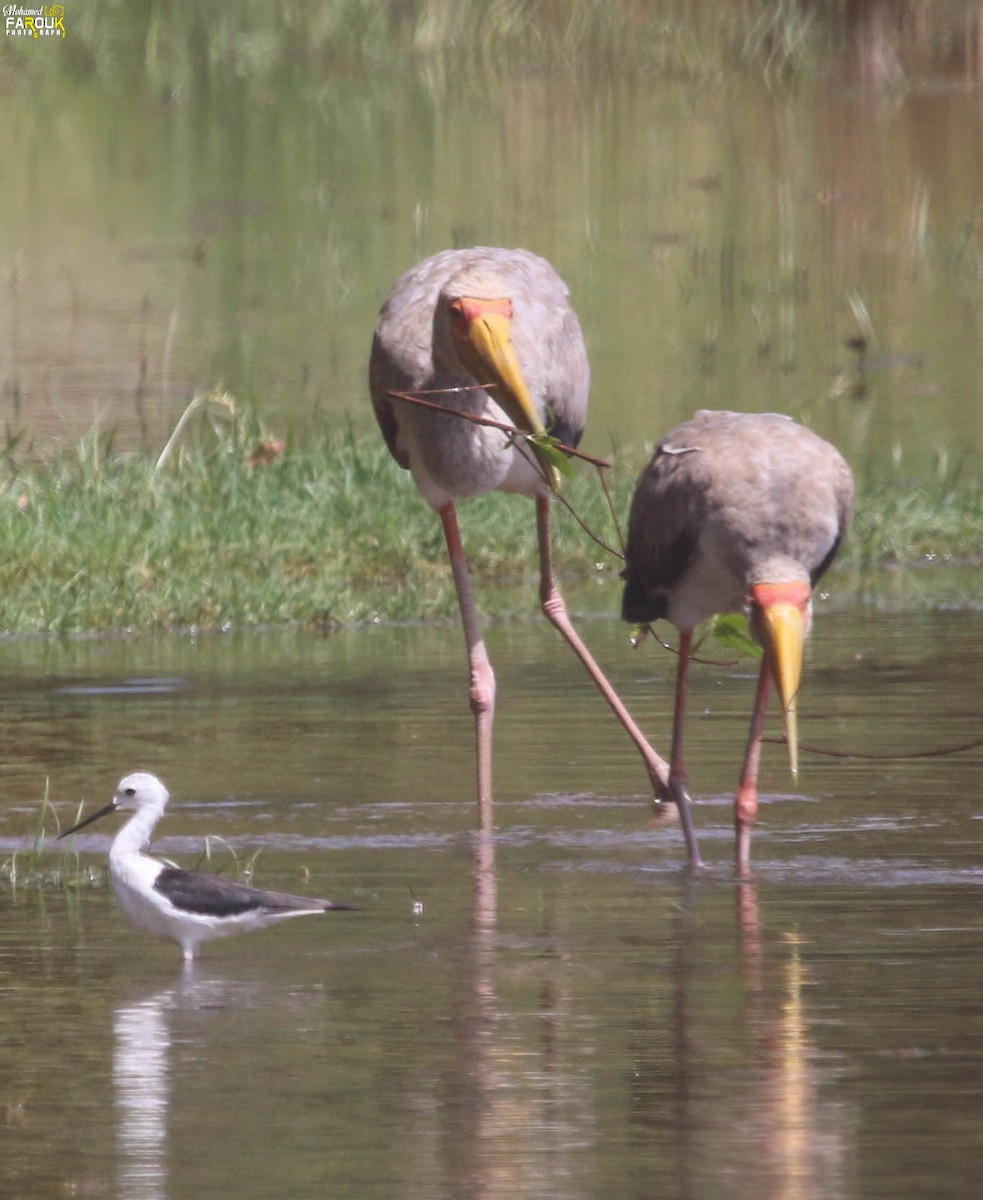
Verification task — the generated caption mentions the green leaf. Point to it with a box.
[708,613,762,659]
[527,433,574,480]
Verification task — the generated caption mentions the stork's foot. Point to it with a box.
[466,668,497,832]
[734,783,757,878]
[735,829,754,878]
[667,778,704,870]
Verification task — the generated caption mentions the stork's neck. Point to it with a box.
[749,556,811,591]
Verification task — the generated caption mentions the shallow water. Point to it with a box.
[1,608,981,1199]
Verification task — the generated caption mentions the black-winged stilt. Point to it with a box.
[58,772,356,964]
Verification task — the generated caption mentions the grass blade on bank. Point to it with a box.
[0,399,979,637]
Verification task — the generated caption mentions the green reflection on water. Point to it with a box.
[0,3,980,486]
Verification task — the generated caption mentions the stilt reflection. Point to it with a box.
[113,990,170,1200]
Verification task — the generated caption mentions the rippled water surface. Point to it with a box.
[1,608,981,1199]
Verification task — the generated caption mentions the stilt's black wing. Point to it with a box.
[153,867,355,917]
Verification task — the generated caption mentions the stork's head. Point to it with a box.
[439,285,543,427]
[749,570,813,777]
[435,274,560,490]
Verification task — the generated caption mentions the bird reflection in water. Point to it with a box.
[660,879,850,1198]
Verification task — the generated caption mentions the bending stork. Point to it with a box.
[621,409,854,873]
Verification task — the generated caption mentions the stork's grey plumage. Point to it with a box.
[370,247,693,855]
[58,772,355,964]
[622,410,854,872]
[370,246,588,502]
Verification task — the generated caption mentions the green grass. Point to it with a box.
[0,784,107,892]
[0,402,979,638]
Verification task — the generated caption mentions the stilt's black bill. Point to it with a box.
[58,800,118,839]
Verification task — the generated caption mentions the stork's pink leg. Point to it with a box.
[735,660,771,876]
[670,629,694,794]
[665,629,704,864]
[535,497,703,868]
[440,503,496,831]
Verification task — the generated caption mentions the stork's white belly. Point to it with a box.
[399,400,548,507]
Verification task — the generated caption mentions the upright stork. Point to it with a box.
[370,247,695,855]
[621,410,854,873]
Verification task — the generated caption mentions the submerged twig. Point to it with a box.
[782,734,983,761]
[631,620,741,668]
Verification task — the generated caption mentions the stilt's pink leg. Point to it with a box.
[440,503,496,832]
[535,497,703,867]
[735,660,771,876]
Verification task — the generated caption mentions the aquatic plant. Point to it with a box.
[0,784,106,893]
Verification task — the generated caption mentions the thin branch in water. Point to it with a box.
[632,621,739,668]
[775,734,983,762]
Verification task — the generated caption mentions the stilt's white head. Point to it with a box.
[58,771,171,839]
[114,772,170,814]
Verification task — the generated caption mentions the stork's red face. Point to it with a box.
[448,296,546,439]
[750,579,812,776]
[449,295,512,333]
